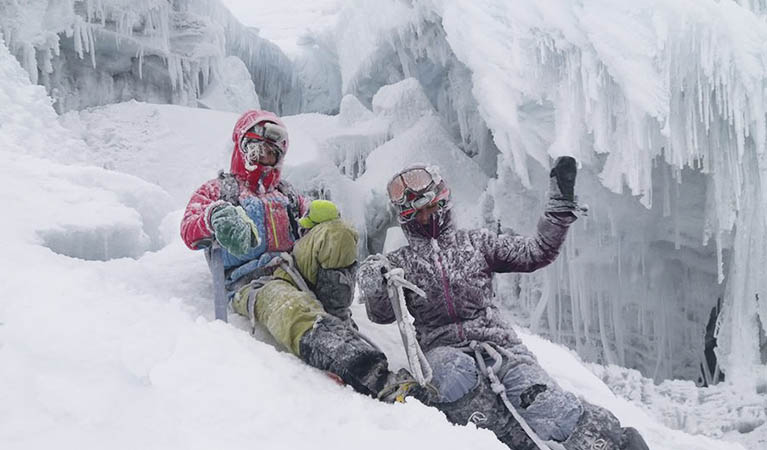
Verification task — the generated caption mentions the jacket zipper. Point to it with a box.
[431,238,465,341]
[266,201,279,248]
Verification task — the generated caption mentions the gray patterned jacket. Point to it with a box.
[357,206,576,352]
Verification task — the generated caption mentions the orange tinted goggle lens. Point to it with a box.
[388,168,433,203]
[387,176,406,203]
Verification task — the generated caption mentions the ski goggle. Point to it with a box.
[387,166,450,222]
[241,139,282,169]
[387,166,442,205]
[246,122,288,146]
[240,122,287,170]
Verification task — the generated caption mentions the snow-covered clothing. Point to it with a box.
[358,208,576,352]
[181,110,395,399]
[425,345,582,443]
[180,109,305,274]
[359,199,645,448]
[209,203,259,256]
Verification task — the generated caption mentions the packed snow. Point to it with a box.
[2,0,767,449]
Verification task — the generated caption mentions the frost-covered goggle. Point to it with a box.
[387,166,450,222]
[240,122,287,170]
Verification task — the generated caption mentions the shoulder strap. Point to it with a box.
[218,171,241,206]
[276,180,302,239]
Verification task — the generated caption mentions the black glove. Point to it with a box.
[549,156,577,201]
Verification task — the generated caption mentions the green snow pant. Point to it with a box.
[231,219,359,356]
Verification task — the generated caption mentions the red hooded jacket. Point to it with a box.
[180,110,307,252]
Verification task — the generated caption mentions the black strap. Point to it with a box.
[276,180,302,240]
[218,171,241,206]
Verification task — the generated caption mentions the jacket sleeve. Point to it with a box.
[180,179,225,250]
[474,210,576,274]
[357,254,396,324]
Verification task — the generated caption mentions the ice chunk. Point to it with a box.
[197,56,260,113]
[372,78,435,135]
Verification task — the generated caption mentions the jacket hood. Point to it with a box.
[230,110,289,192]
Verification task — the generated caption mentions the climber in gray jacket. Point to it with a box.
[357,158,649,450]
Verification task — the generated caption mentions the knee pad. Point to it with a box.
[427,347,480,403]
[314,264,357,321]
[501,362,583,441]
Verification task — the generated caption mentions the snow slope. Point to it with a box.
[0,34,754,449]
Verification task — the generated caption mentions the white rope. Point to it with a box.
[467,341,552,450]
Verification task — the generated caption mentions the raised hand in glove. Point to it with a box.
[210,204,259,256]
[549,156,577,201]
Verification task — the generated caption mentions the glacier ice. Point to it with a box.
[326,0,767,391]
[0,0,303,113]
[0,35,174,260]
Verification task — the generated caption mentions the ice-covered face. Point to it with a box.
[242,139,282,169]
[415,202,441,225]
[240,122,287,170]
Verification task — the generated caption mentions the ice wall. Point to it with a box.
[332,0,767,387]
[0,35,174,260]
[0,0,302,113]
[333,0,500,176]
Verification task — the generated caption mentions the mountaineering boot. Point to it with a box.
[619,427,650,450]
[377,368,438,404]
[561,401,622,450]
[299,315,390,397]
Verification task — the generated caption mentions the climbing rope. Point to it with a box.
[461,341,553,450]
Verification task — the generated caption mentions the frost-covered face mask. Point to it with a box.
[240,122,287,170]
[387,166,451,223]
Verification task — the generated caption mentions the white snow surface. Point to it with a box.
[0,30,759,449]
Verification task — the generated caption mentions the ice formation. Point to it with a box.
[325,0,767,392]
[0,0,302,113]
[3,0,767,446]
[0,35,173,261]
[1,28,756,448]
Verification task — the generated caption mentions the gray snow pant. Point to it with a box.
[426,345,627,449]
